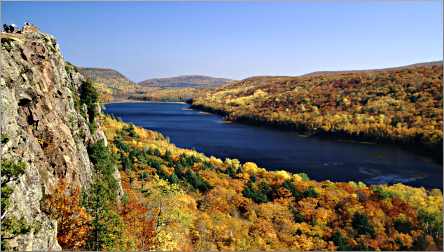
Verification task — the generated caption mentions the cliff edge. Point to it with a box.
[0,25,120,250]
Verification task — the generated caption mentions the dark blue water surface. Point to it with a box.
[104,102,443,189]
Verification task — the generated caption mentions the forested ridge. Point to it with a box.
[192,63,443,159]
[139,75,232,88]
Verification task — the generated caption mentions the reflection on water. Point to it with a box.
[358,167,380,176]
[365,175,428,185]
[104,102,443,189]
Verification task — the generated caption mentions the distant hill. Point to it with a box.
[139,75,233,88]
[78,67,137,89]
[78,67,141,101]
[301,61,443,78]
[78,69,234,101]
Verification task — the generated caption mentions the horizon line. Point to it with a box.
[78,59,444,83]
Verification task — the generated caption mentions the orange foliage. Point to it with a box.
[42,180,91,250]
[119,174,156,250]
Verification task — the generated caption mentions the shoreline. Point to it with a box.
[189,103,444,165]
[103,104,442,189]
[105,99,186,105]
[103,101,443,165]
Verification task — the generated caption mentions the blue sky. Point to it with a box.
[3,1,442,82]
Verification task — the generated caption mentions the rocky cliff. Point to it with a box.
[0,25,120,250]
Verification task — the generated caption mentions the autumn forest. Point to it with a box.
[15,61,442,252]
[39,114,443,251]
[192,63,443,161]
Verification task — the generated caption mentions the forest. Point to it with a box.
[192,63,443,159]
[36,112,442,251]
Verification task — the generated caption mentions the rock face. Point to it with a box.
[0,26,118,250]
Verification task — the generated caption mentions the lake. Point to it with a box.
[104,102,443,189]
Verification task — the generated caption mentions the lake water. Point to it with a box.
[104,102,443,189]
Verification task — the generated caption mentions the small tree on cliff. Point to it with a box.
[80,80,99,130]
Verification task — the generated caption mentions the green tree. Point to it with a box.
[83,140,123,250]
[79,80,99,129]
[82,179,123,250]
[332,231,351,251]
[352,212,375,237]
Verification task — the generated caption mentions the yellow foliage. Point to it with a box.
[273,170,292,180]
[242,162,262,175]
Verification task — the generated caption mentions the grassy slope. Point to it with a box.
[192,63,443,159]
[99,115,443,251]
